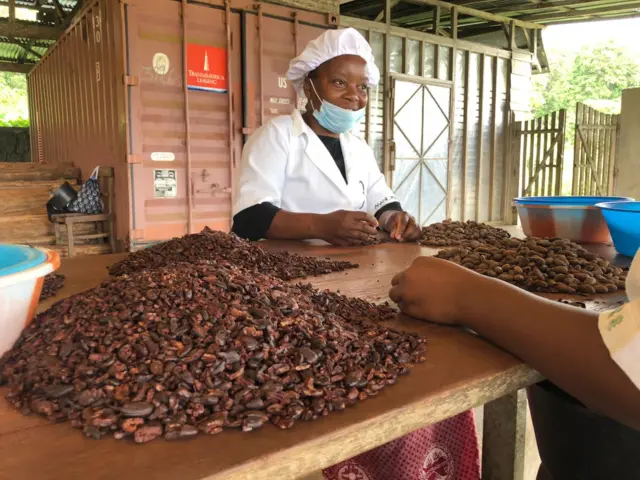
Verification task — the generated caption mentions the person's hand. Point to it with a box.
[389,256,484,324]
[380,211,421,242]
[313,210,378,246]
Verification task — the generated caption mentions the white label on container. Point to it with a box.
[151,152,175,162]
[154,169,177,198]
[152,53,170,76]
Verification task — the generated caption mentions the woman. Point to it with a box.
[233,29,480,480]
[390,252,640,479]
[232,28,421,245]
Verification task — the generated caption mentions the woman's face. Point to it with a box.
[304,55,368,112]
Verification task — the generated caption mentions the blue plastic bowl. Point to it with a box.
[514,196,633,207]
[513,196,634,243]
[0,244,47,277]
[595,201,640,258]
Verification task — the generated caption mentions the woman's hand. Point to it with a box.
[313,210,378,246]
[389,256,483,324]
[380,211,421,242]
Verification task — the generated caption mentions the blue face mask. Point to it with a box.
[309,81,365,134]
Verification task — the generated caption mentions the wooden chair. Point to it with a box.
[52,166,116,258]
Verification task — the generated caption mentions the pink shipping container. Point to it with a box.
[28,0,334,250]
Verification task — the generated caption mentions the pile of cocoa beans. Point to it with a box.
[108,227,357,280]
[39,274,65,301]
[0,260,424,444]
[436,236,627,294]
[420,220,511,247]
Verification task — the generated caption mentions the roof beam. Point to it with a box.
[52,0,67,21]
[493,0,613,14]
[8,0,15,23]
[0,61,33,73]
[540,11,640,24]
[18,42,43,59]
[517,2,640,21]
[0,19,64,40]
[402,0,545,29]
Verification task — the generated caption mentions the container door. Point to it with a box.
[242,12,328,135]
[391,78,451,226]
[123,0,241,246]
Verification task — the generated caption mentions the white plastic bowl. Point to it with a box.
[0,245,60,357]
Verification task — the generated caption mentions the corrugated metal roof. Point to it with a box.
[341,0,640,28]
[0,0,79,71]
[0,37,51,65]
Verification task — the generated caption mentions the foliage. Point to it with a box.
[0,72,30,127]
[531,41,640,196]
[532,40,640,118]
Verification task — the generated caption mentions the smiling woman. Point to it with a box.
[231,28,480,480]
[231,28,422,246]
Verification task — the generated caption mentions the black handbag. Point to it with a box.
[67,167,103,215]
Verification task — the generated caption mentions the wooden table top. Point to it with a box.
[0,240,628,480]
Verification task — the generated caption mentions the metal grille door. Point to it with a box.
[391,79,451,226]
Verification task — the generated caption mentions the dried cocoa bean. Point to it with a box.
[1,259,426,445]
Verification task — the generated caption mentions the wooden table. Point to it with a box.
[0,241,628,480]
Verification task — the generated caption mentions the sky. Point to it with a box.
[541,17,640,57]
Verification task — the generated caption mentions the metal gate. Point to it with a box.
[513,110,566,197]
[390,78,451,226]
[572,102,619,196]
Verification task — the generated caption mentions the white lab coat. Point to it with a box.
[233,109,398,217]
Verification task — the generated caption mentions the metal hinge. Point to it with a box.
[123,75,139,86]
[127,154,143,164]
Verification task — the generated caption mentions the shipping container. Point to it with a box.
[28,0,334,250]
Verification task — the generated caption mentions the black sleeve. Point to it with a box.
[374,201,403,221]
[231,202,281,241]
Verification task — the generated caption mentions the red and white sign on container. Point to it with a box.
[186,43,227,93]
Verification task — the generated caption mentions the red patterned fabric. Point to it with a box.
[322,410,480,480]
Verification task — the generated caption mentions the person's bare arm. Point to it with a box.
[267,210,378,246]
[390,257,640,430]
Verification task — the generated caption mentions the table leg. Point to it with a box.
[482,389,528,480]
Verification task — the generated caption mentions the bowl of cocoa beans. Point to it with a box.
[0,244,60,357]
[514,196,634,244]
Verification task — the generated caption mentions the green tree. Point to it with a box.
[532,40,640,117]
[0,72,29,127]
[531,41,640,195]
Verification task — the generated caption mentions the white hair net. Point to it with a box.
[286,28,380,97]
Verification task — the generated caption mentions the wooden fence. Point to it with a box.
[572,102,619,196]
[513,109,567,198]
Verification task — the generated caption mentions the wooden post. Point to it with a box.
[445,7,457,220]
[541,114,549,196]
[572,103,582,196]
[482,390,528,480]
[528,117,536,195]
[520,120,528,198]
[556,109,566,196]
[476,54,485,221]
[66,217,75,258]
[432,6,441,35]
[462,50,470,220]
[587,105,596,194]
[383,0,392,181]
[502,56,513,222]
[489,56,498,221]
[609,118,619,195]
[506,113,521,224]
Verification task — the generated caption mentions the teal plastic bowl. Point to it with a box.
[596,201,640,258]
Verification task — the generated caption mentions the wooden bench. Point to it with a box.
[51,166,116,258]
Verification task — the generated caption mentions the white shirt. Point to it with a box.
[233,110,398,218]
[598,250,640,390]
